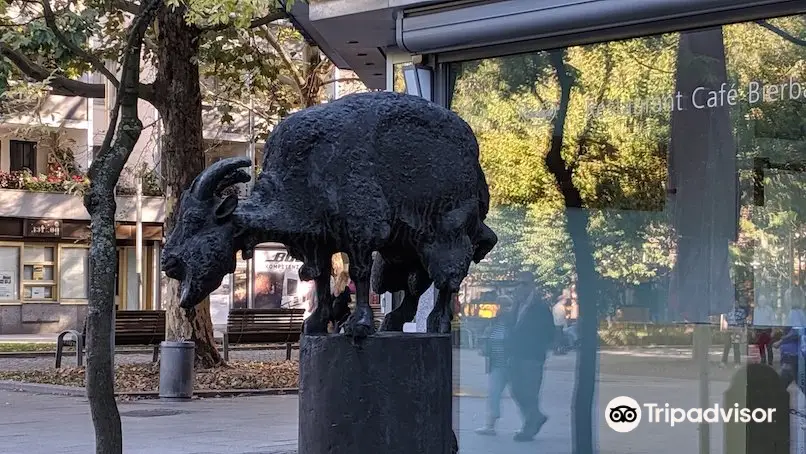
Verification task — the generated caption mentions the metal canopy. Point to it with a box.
[396,0,806,54]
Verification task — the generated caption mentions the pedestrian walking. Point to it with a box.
[507,271,555,442]
[475,294,516,436]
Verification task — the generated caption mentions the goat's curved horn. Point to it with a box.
[190,157,252,199]
[215,169,252,195]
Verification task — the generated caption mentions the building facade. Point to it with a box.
[0,78,258,334]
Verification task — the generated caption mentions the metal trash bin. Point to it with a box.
[159,340,195,401]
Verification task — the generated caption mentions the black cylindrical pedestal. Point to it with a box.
[299,332,453,454]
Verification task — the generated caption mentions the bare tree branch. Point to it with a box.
[0,43,157,102]
[259,24,304,98]
[318,77,363,88]
[756,20,806,47]
[40,0,121,87]
[199,79,278,123]
[200,10,286,32]
[0,43,106,97]
[110,0,142,15]
[90,0,161,180]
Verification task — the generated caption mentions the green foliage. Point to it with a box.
[0,169,90,195]
[0,3,94,78]
[169,0,290,28]
[454,16,806,312]
[1,0,319,132]
[597,322,734,347]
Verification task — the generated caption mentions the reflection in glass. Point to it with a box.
[448,13,806,453]
[59,248,89,299]
[233,258,248,309]
[0,246,19,300]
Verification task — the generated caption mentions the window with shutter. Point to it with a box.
[9,140,37,173]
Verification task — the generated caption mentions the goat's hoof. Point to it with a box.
[344,316,376,339]
[303,318,328,335]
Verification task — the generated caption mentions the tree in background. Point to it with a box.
[0,0,359,366]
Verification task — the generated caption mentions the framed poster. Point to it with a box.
[253,248,313,310]
[30,286,45,299]
[32,265,44,281]
[0,271,15,300]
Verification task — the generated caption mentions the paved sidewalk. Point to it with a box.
[2,366,786,454]
[0,344,793,454]
[1,391,299,454]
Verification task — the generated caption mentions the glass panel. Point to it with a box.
[23,285,53,299]
[447,13,806,453]
[23,246,54,263]
[0,246,20,300]
[126,248,138,310]
[253,248,308,309]
[23,264,53,281]
[210,274,232,327]
[60,248,89,299]
[233,258,248,309]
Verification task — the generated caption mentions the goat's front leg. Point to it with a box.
[343,276,376,339]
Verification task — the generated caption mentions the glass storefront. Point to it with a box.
[0,242,89,303]
[445,12,806,453]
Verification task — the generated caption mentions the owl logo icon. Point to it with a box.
[605,396,642,432]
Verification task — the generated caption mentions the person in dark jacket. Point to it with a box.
[508,271,555,442]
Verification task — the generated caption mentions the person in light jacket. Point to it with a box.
[775,286,806,393]
[475,294,516,436]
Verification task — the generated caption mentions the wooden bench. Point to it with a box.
[222,308,304,361]
[55,310,166,368]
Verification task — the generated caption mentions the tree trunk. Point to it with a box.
[667,28,737,322]
[546,50,598,454]
[83,2,159,452]
[85,195,122,454]
[155,4,224,368]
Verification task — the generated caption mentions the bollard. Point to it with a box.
[724,363,789,454]
[158,340,195,401]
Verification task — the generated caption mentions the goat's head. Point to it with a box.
[161,157,252,309]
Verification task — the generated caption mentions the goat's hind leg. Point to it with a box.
[343,251,377,339]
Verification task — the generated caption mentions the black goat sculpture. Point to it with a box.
[161,91,496,338]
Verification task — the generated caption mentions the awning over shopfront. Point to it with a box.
[294,0,805,89]
[396,0,803,54]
